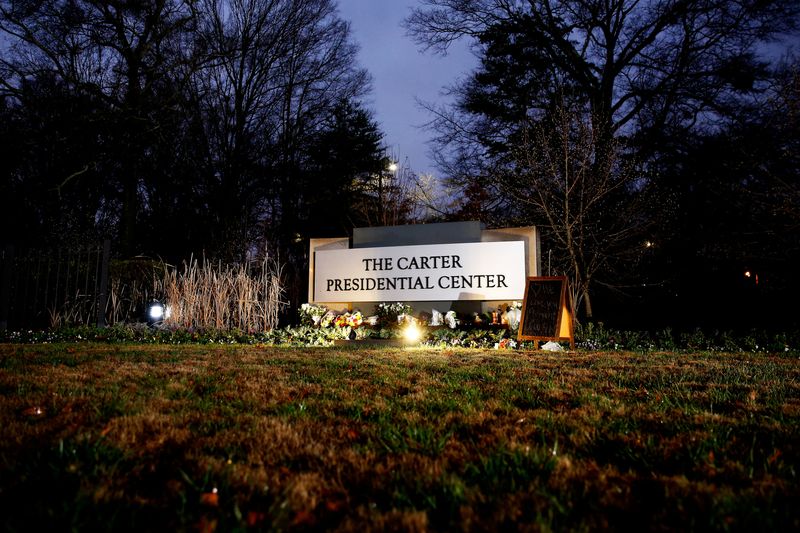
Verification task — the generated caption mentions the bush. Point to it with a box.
[1,321,797,354]
[574,322,798,353]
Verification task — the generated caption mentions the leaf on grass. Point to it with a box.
[292,510,316,527]
[195,516,217,533]
[325,497,347,513]
[767,449,782,465]
[200,491,219,507]
[247,511,266,527]
[21,406,45,418]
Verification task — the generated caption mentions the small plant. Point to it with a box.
[298,303,328,326]
[655,328,678,351]
[374,302,412,327]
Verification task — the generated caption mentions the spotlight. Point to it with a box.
[403,323,423,344]
[146,301,169,326]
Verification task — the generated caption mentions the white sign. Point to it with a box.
[313,241,526,302]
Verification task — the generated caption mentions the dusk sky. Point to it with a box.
[336,1,477,178]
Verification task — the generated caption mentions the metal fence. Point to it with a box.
[0,241,110,331]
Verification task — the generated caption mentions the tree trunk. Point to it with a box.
[582,286,594,321]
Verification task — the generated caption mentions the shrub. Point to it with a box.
[1,320,798,354]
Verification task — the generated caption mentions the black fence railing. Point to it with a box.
[0,240,111,331]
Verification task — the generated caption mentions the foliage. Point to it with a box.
[2,322,798,355]
[575,322,799,354]
[37,254,286,331]
[374,302,413,327]
[406,0,800,173]
[638,64,800,332]
[509,100,649,319]
[304,102,396,233]
[106,258,165,325]
[0,0,381,268]
[404,0,800,323]
[298,303,329,327]
[350,156,430,228]
[1,344,798,531]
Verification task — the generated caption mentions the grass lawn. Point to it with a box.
[0,343,798,531]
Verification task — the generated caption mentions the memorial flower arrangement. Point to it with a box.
[375,302,412,326]
[329,311,363,340]
[334,311,363,329]
[495,338,518,350]
[298,303,328,326]
[444,310,458,329]
[294,301,524,347]
[502,301,523,330]
[319,311,336,328]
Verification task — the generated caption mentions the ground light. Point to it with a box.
[403,322,423,344]
[146,301,169,326]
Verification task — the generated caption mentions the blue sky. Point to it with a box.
[337,1,476,177]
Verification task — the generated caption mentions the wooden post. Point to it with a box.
[0,245,14,332]
[96,240,111,328]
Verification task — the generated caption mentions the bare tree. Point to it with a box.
[503,98,647,318]
[407,0,799,147]
[764,64,800,226]
[1,0,373,264]
[194,0,302,259]
[352,157,431,227]
[1,0,199,255]
[406,0,799,319]
[271,0,369,234]
[194,0,369,260]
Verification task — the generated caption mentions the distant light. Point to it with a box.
[744,271,751,278]
[644,240,654,248]
[403,323,422,343]
[388,162,398,172]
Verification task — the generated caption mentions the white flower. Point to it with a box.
[444,311,458,329]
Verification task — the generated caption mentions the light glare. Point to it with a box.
[148,303,165,320]
[403,323,422,343]
[147,302,170,322]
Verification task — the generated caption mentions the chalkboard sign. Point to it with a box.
[517,276,574,349]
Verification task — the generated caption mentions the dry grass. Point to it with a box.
[0,344,798,531]
[159,256,284,331]
[46,256,284,330]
